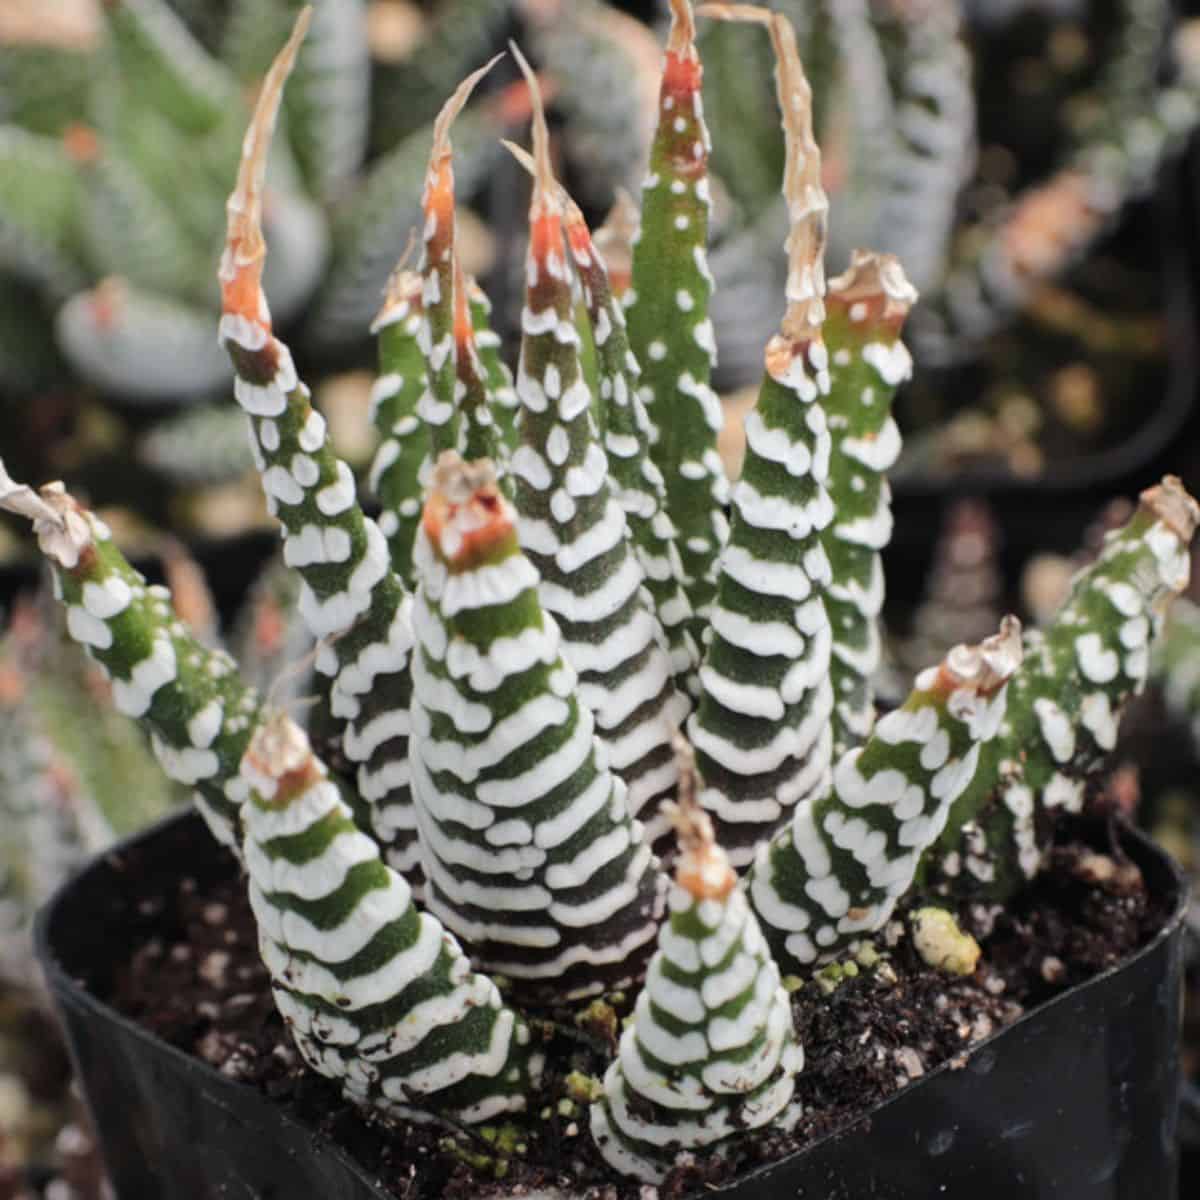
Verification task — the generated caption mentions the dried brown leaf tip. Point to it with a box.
[827,250,919,335]
[508,39,564,270]
[647,0,706,184]
[243,710,322,806]
[371,267,423,334]
[423,452,512,569]
[665,0,701,83]
[220,6,311,325]
[370,229,420,331]
[1140,475,1200,546]
[0,467,93,572]
[423,54,504,245]
[934,615,1024,699]
[663,734,736,901]
[501,138,595,268]
[702,4,826,345]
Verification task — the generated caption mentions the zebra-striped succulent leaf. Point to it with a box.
[370,267,429,586]
[507,54,688,851]
[240,711,543,1124]
[0,469,263,852]
[749,617,1023,973]
[627,0,727,633]
[218,19,422,887]
[590,758,802,1182]
[411,452,666,1004]
[820,250,916,755]
[688,5,835,868]
[927,479,1199,901]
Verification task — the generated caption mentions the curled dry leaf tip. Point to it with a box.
[940,614,1024,697]
[1140,475,1200,545]
[699,4,826,345]
[220,6,311,320]
[508,41,558,219]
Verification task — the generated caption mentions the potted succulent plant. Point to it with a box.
[5,2,1194,1195]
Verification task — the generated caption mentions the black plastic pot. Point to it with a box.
[36,810,1186,1200]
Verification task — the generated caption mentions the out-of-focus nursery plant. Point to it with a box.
[0,0,663,541]
[1,0,1197,1190]
[699,0,1200,475]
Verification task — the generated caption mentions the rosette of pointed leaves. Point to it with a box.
[0,0,517,411]
[240,712,542,1124]
[590,769,802,1183]
[911,12,1200,363]
[6,2,1200,1183]
[410,454,664,1004]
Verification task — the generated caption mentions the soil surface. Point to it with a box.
[103,818,1171,1200]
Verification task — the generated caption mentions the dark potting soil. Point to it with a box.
[103,820,1169,1200]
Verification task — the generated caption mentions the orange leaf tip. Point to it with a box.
[243,711,323,806]
[423,452,515,570]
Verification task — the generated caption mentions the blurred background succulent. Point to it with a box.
[704,0,1200,481]
[0,580,182,1199]
[3,0,1198,556]
[0,0,664,547]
